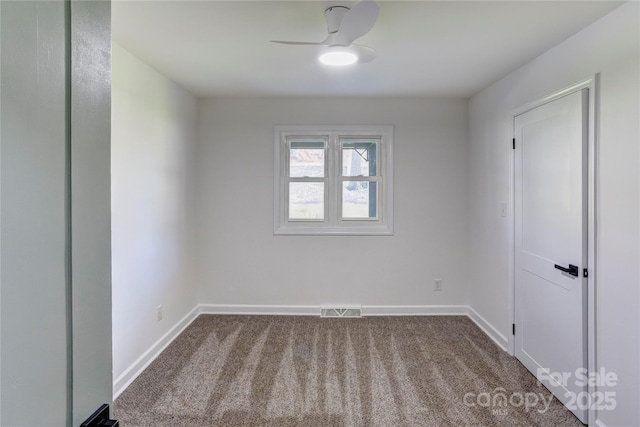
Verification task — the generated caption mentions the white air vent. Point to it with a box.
[320,305,362,318]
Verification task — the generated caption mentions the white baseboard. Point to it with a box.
[467,306,509,351]
[198,304,469,317]
[112,305,200,399]
[113,303,509,399]
[199,304,319,316]
[593,418,607,427]
[363,305,468,316]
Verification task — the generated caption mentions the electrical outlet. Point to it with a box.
[500,202,507,218]
[434,279,442,291]
[157,305,163,322]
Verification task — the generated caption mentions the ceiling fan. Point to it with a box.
[271,0,379,65]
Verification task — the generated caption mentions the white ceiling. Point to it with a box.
[112,0,623,98]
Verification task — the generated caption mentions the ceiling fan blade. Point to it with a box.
[352,44,376,63]
[270,40,327,46]
[333,0,379,46]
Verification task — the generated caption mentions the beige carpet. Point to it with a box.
[114,315,583,426]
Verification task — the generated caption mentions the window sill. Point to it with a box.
[274,224,393,236]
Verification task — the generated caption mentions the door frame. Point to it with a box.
[509,75,598,424]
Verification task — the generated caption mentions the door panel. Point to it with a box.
[515,89,588,424]
[522,115,581,264]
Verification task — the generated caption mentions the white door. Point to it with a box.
[514,89,588,423]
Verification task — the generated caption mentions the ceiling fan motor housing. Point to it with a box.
[325,6,349,34]
[270,0,378,64]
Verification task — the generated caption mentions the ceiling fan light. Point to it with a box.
[319,49,358,66]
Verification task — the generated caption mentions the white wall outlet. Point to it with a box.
[500,202,507,218]
[434,279,442,291]
[157,305,163,322]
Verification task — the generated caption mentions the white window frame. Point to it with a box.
[274,125,393,235]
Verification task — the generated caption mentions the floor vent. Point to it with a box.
[320,306,362,318]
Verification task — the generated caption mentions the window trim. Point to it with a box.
[274,125,394,235]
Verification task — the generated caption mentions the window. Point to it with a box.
[274,125,393,235]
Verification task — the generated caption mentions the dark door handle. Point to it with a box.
[554,263,579,277]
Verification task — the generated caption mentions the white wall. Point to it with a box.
[111,43,198,389]
[468,2,639,426]
[195,98,468,310]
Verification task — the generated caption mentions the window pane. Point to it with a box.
[289,182,324,220]
[342,141,377,177]
[342,181,377,219]
[290,141,325,178]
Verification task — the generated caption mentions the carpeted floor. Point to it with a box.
[114,315,583,426]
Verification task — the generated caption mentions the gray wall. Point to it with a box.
[0,1,112,425]
[1,2,69,424]
[70,2,113,425]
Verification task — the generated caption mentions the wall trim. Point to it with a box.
[467,307,509,351]
[112,305,200,399]
[199,304,319,316]
[199,304,470,317]
[363,305,468,316]
[113,304,510,399]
